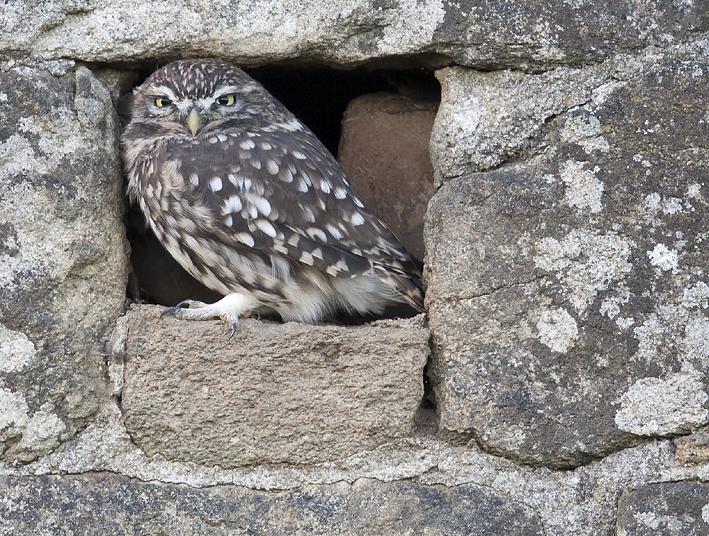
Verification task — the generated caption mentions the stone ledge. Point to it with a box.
[0,473,544,535]
[115,305,429,468]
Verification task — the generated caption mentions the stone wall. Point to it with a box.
[2,1,709,534]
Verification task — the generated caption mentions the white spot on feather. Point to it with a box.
[279,168,293,183]
[307,228,328,243]
[256,219,277,237]
[224,195,242,213]
[350,212,365,226]
[326,224,343,240]
[299,251,314,265]
[209,177,222,192]
[267,160,279,175]
[236,233,255,247]
[334,187,347,199]
[301,207,316,223]
[252,197,271,216]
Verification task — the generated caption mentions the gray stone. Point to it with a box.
[338,92,438,260]
[0,473,544,535]
[425,43,709,467]
[617,482,709,536]
[430,64,610,185]
[0,65,128,462]
[2,1,707,69]
[117,305,429,467]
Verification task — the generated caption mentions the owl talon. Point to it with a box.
[228,322,238,339]
[161,299,201,317]
[160,306,182,318]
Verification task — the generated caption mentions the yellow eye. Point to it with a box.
[154,97,172,107]
[216,94,236,106]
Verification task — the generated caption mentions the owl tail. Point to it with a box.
[373,264,425,314]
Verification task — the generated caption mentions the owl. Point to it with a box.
[122,58,424,333]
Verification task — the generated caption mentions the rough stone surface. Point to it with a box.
[0,64,128,462]
[617,482,709,536]
[425,41,709,468]
[675,433,709,466]
[0,473,544,536]
[0,397,676,536]
[338,92,437,260]
[4,2,709,532]
[430,63,609,185]
[118,305,429,467]
[2,0,708,69]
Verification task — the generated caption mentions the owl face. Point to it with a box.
[131,59,283,138]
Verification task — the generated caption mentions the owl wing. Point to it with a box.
[160,126,422,291]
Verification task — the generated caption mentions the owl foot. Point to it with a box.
[160,293,259,338]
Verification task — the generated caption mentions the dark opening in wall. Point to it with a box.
[124,63,441,310]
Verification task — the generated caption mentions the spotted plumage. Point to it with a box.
[122,58,424,330]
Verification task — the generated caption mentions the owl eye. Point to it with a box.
[154,97,172,108]
[216,94,236,106]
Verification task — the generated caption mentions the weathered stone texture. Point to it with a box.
[0,64,128,462]
[2,0,708,69]
[0,473,544,535]
[118,305,429,467]
[425,44,709,468]
[338,92,437,260]
[617,482,709,536]
[675,433,709,466]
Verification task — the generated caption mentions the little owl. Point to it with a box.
[122,58,424,333]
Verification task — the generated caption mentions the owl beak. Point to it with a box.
[186,108,202,136]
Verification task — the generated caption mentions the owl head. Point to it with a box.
[129,59,289,138]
